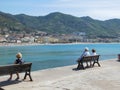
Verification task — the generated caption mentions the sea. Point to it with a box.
[0,43,120,71]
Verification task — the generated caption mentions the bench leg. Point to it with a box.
[77,62,85,70]
[77,62,81,69]
[97,62,101,67]
[93,61,101,67]
[93,62,95,67]
[23,71,33,81]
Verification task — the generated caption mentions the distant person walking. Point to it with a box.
[8,52,24,80]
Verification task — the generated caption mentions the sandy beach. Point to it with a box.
[0,59,120,90]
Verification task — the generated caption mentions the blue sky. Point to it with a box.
[0,0,120,20]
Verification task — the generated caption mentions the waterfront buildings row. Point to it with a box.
[0,32,120,44]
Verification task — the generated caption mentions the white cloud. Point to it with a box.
[89,9,120,20]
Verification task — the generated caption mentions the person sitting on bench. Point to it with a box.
[8,52,24,80]
[77,47,90,69]
[77,47,90,61]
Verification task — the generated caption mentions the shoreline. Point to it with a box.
[0,59,120,90]
[0,42,119,47]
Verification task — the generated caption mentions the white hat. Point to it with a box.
[85,47,89,50]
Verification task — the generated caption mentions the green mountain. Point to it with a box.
[0,11,120,38]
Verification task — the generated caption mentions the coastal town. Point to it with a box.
[0,31,120,44]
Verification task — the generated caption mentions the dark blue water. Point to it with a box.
[0,43,119,71]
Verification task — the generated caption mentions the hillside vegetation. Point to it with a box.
[0,11,120,38]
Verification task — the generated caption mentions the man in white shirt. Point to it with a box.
[77,47,90,69]
[78,47,90,61]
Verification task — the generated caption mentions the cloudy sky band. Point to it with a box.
[0,0,120,20]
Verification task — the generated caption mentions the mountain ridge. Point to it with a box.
[0,11,120,38]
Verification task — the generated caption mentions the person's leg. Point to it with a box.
[86,61,89,67]
[15,72,20,80]
[8,73,12,80]
[90,61,92,67]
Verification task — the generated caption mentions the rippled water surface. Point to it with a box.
[0,43,119,71]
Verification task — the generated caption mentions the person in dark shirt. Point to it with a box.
[8,52,24,80]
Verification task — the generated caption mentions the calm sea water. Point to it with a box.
[0,43,119,71]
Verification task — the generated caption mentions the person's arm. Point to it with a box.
[80,51,85,57]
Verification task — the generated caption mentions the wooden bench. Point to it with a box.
[0,63,33,81]
[77,55,100,69]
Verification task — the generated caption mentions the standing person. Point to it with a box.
[8,52,24,80]
[77,47,90,69]
[91,49,97,55]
